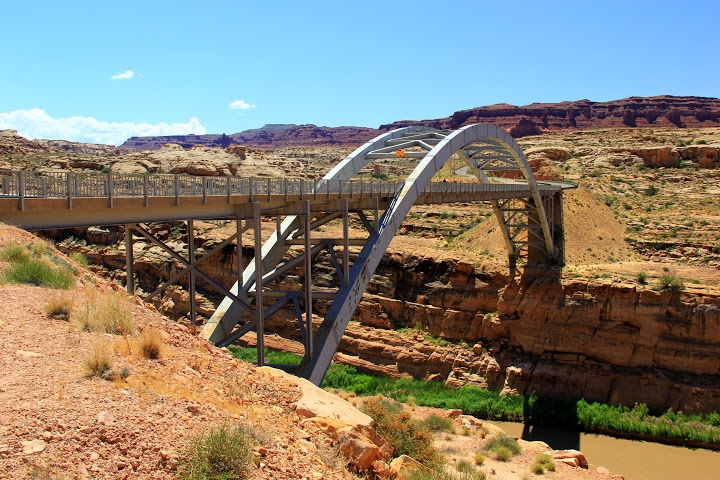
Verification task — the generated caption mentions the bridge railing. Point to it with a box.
[0,170,406,200]
[0,169,551,203]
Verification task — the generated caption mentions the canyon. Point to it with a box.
[4,103,720,418]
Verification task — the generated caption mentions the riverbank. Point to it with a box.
[229,346,720,451]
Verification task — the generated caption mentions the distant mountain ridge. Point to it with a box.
[118,95,720,151]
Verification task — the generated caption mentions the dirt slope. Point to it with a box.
[0,226,356,480]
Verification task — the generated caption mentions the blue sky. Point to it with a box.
[1,0,718,145]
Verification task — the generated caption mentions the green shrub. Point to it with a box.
[177,424,255,480]
[659,274,684,291]
[636,271,648,284]
[457,459,475,473]
[0,244,75,289]
[421,414,454,432]
[1,257,74,289]
[531,462,545,474]
[0,244,31,263]
[485,433,521,461]
[534,453,555,472]
[644,185,660,196]
[474,452,485,465]
[493,446,513,461]
[69,252,89,267]
[361,397,442,468]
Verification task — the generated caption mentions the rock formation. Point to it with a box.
[118,96,720,151]
[381,96,720,137]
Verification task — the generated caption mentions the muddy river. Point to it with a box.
[491,421,720,480]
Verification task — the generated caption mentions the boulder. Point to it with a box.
[303,417,392,469]
[551,449,588,468]
[226,145,247,159]
[389,455,430,479]
[525,147,573,160]
[259,367,393,470]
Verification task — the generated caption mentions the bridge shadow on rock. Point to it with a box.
[517,263,563,286]
[521,395,581,451]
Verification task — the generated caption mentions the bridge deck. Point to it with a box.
[0,170,563,229]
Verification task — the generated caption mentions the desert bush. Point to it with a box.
[0,244,74,289]
[457,459,475,473]
[659,274,684,291]
[177,424,255,480]
[361,397,442,468]
[69,252,89,266]
[137,326,163,359]
[493,446,512,461]
[83,340,113,377]
[45,294,74,320]
[644,185,660,196]
[75,289,135,335]
[485,433,520,461]
[0,244,31,263]
[636,271,647,284]
[474,452,485,465]
[532,453,555,473]
[421,414,454,432]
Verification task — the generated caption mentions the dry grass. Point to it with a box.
[74,288,135,335]
[137,326,163,359]
[83,339,113,377]
[44,294,74,320]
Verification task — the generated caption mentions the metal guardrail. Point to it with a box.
[0,170,549,206]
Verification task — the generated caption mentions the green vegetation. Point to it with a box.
[177,424,255,480]
[532,453,556,474]
[636,271,648,284]
[0,244,75,289]
[485,434,521,461]
[69,252,89,266]
[658,274,684,291]
[228,347,720,446]
[421,414,454,432]
[644,185,660,196]
[361,397,442,468]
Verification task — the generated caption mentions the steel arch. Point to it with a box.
[297,124,556,384]
[200,124,559,385]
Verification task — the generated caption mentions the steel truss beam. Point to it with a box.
[200,124,563,385]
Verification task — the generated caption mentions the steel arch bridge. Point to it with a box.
[200,124,568,385]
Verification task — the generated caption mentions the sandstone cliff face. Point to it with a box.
[120,124,380,151]
[494,277,720,376]
[45,228,720,413]
[118,96,720,151]
[381,96,720,137]
[0,129,59,156]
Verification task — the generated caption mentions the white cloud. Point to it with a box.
[111,70,135,80]
[229,99,256,110]
[0,108,207,146]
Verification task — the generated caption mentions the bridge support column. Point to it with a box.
[187,220,197,326]
[303,200,313,358]
[124,224,134,295]
[253,202,264,367]
[526,191,565,267]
